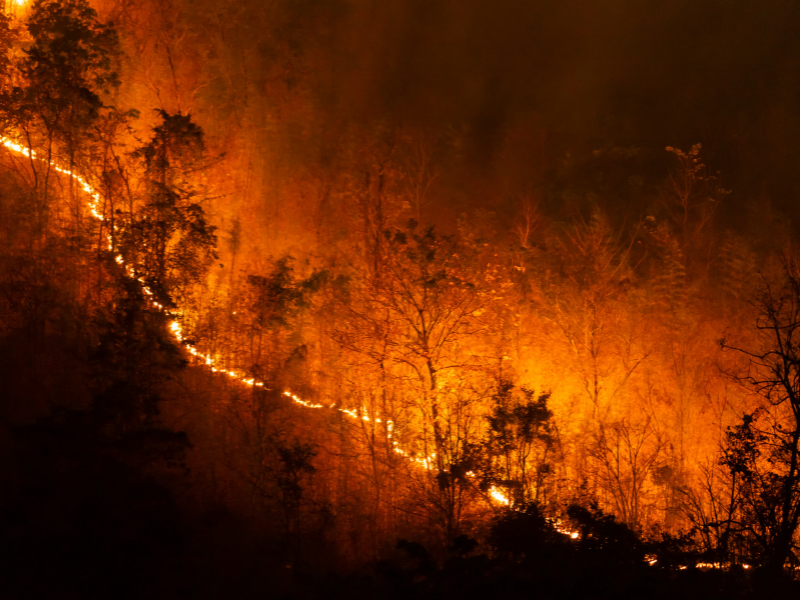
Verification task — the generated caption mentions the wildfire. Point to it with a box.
[0,132,516,513]
[1,131,681,550]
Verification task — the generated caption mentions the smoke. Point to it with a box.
[145,0,800,243]
[313,0,800,205]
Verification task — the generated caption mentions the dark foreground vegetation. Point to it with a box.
[5,465,800,600]
[5,0,800,598]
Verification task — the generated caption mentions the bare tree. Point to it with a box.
[720,256,800,572]
[588,416,664,531]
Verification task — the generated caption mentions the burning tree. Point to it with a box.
[330,221,509,541]
[720,257,800,573]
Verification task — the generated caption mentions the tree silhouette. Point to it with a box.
[118,110,217,308]
[720,258,800,572]
[484,381,556,508]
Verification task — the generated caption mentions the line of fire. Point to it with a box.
[2,1,800,598]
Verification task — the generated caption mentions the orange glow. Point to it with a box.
[489,486,510,505]
[1,129,723,557]
[0,132,516,509]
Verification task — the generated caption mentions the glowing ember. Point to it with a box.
[489,486,510,505]
[547,519,580,540]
